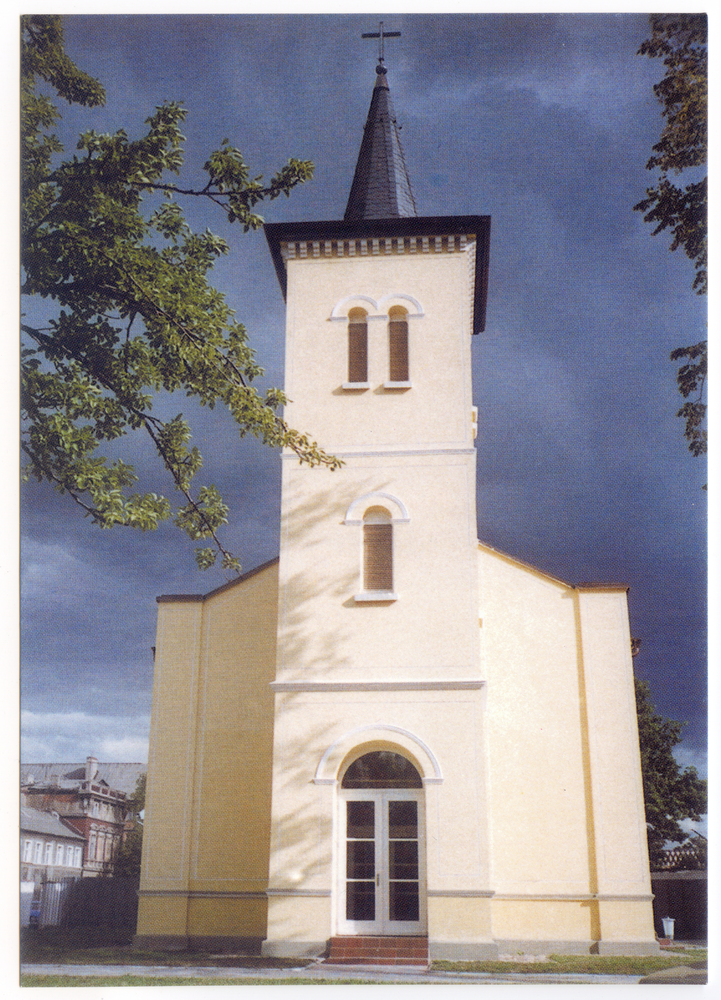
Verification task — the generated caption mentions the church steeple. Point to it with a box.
[344,61,417,221]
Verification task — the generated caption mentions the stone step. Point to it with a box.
[326,935,429,966]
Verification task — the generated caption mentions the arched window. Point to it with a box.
[342,751,423,788]
[363,507,393,593]
[347,307,368,384]
[388,306,409,383]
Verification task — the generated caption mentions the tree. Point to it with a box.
[634,677,707,868]
[635,14,707,460]
[113,773,146,879]
[21,16,340,572]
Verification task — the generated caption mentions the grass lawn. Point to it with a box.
[20,930,707,984]
[21,975,412,987]
[433,950,708,976]
[20,929,304,968]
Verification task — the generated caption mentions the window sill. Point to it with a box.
[342,381,370,391]
[383,381,412,390]
[354,591,398,603]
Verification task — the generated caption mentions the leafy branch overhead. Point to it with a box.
[21,15,340,573]
[635,14,707,459]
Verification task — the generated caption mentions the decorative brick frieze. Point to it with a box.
[280,234,476,263]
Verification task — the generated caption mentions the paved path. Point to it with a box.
[22,962,644,985]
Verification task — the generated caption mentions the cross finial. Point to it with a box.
[361,21,401,73]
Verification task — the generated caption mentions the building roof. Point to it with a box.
[157,556,279,603]
[344,64,417,221]
[21,762,145,795]
[20,805,85,840]
[477,539,629,592]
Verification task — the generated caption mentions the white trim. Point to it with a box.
[343,491,410,524]
[284,446,476,459]
[354,590,398,603]
[330,293,424,321]
[330,294,378,317]
[382,381,412,390]
[266,888,332,898]
[314,723,444,785]
[378,293,424,316]
[341,381,370,391]
[492,893,655,902]
[427,890,495,898]
[271,679,485,692]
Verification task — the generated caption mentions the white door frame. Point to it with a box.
[337,787,427,936]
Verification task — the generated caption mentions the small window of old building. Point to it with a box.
[363,507,393,593]
[388,306,409,383]
[347,308,368,384]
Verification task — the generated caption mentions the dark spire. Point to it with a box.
[344,62,417,221]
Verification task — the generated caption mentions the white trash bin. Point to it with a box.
[662,916,675,940]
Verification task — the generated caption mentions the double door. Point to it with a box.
[338,788,426,935]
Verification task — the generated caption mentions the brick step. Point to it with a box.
[326,935,429,966]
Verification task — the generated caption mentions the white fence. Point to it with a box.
[20,878,75,928]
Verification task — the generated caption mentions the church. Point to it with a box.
[135,47,658,962]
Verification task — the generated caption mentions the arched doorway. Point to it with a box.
[337,751,426,935]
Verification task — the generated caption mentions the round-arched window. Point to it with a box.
[347,307,368,383]
[363,506,392,592]
[341,751,423,788]
[388,305,409,382]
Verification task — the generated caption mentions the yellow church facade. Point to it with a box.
[135,59,658,961]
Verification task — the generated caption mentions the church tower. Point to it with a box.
[261,54,494,957]
[136,35,658,962]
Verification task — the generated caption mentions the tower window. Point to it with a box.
[388,306,409,383]
[347,308,368,384]
[363,507,393,593]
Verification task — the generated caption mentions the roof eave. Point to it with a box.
[264,214,491,333]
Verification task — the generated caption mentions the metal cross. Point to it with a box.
[361,22,401,65]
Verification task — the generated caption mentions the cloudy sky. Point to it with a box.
[20,12,707,808]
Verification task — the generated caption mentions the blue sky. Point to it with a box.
[20,13,707,810]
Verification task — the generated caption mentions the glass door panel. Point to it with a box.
[387,799,420,923]
[345,800,376,923]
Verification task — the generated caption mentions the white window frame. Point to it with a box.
[344,493,409,603]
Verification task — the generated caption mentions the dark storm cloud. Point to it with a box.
[21,14,706,777]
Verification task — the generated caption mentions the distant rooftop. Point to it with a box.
[20,804,85,839]
[21,761,145,795]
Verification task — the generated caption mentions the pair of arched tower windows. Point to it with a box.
[347,307,409,385]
